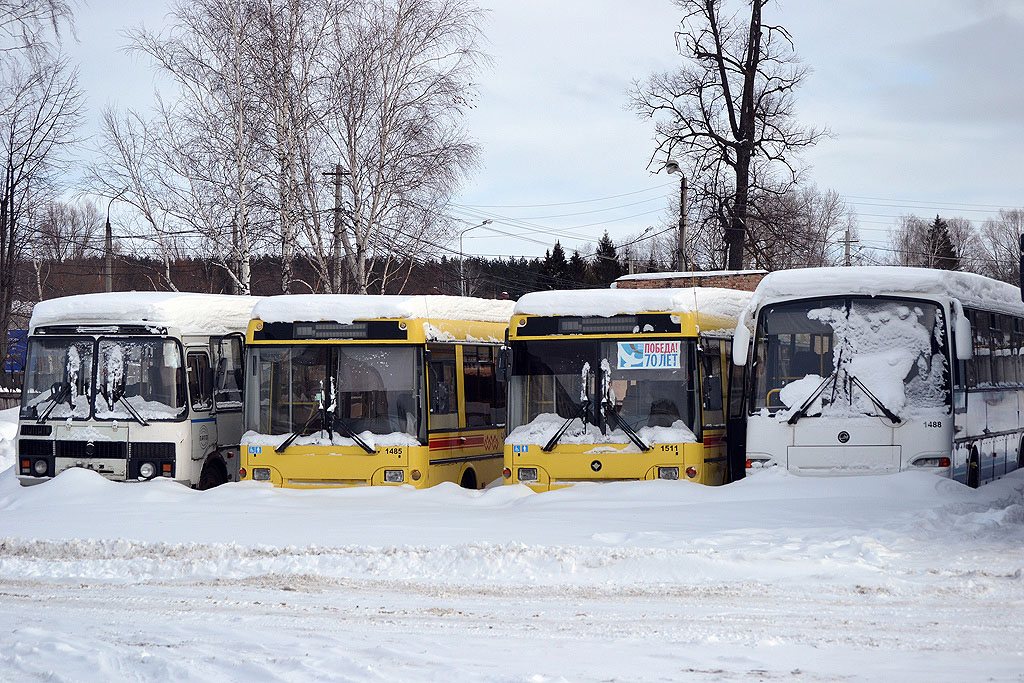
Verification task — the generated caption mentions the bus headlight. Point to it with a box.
[139,462,156,479]
[518,467,538,482]
[384,469,404,483]
[658,467,679,480]
[252,468,271,481]
[33,459,48,476]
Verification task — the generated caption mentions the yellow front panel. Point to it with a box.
[503,433,726,492]
[242,443,429,488]
[242,426,505,489]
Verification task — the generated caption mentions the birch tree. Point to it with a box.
[316,0,485,294]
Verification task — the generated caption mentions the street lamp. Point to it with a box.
[664,159,687,272]
[459,219,493,297]
[105,188,128,293]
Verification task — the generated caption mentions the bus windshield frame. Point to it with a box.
[20,335,188,422]
[245,343,427,444]
[508,337,701,440]
[750,295,952,420]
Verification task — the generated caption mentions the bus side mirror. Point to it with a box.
[952,300,972,361]
[732,323,750,366]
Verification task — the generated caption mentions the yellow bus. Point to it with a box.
[503,287,752,491]
[239,294,515,489]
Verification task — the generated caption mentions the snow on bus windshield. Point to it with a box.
[752,297,950,419]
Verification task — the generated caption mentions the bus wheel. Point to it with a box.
[967,450,980,489]
[460,468,478,490]
[198,457,228,490]
[1018,438,1024,470]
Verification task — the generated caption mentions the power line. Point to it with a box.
[455,181,676,209]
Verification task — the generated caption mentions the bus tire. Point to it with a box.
[967,450,980,489]
[1018,437,1024,470]
[198,457,228,490]
[460,468,478,490]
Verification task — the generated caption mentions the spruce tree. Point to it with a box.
[591,231,625,286]
[566,250,588,287]
[541,241,569,289]
[927,216,959,270]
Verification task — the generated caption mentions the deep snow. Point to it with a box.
[0,407,1022,681]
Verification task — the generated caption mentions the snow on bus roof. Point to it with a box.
[747,266,1024,317]
[29,292,261,335]
[252,294,517,324]
[513,287,752,320]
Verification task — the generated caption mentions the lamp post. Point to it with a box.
[664,159,687,272]
[105,189,128,293]
[459,219,492,297]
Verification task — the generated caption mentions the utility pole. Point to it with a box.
[324,164,350,293]
[678,175,687,272]
[664,160,687,271]
[105,189,128,293]
[841,227,859,266]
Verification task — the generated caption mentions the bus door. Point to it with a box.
[699,335,728,484]
[186,349,215,470]
[726,357,748,483]
[212,335,246,468]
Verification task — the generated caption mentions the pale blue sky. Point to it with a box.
[65,0,1024,262]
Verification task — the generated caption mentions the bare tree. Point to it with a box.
[978,209,1024,284]
[631,0,823,269]
[316,0,485,294]
[747,186,857,269]
[0,0,72,60]
[889,214,984,271]
[0,54,82,385]
[124,0,274,294]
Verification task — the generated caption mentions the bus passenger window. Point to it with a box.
[187,352,212,411]
[428,345,459,430]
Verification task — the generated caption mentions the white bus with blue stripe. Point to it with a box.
[16,292,259,488]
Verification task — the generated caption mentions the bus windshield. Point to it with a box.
[508,338,699,441]
[20,337,96,421]
[95,338,187,421]
[752,296,950,419]
[245,345,425,442]
[20,336,187,422]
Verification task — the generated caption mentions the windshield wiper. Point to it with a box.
[848,373,902,425]
[116,396,150,427]
[36,382,71,424]
[602,401,650,452]
[332,414,375,454]
[275,409,323,453]
[787,370,840,425]
[542,399,590,452]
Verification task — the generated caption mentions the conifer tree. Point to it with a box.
[927,216,959,271]
[591,231,625,286]
[566,250,588,287]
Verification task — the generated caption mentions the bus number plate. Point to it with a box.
[384,447,403,456]
[660,444,679,453]
[924,421,943,428]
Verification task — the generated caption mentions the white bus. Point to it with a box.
[16,292,259,488]
[729,266,1024,487]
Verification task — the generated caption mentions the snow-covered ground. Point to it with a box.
[0,407,1022,681]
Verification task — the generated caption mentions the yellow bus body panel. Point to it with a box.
[242,427,504,489]
[505,303,735,491]
[503,428,726,492]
